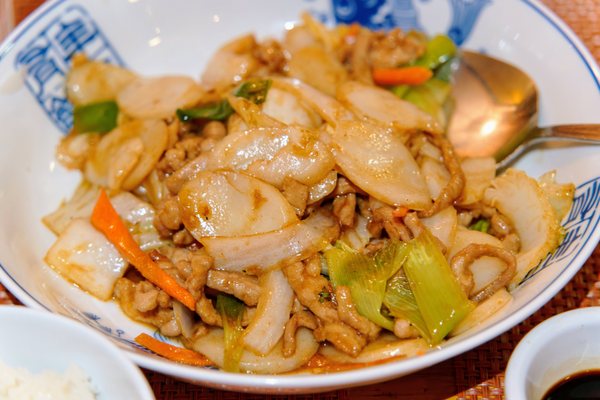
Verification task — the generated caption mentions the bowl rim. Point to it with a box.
[0,305,155,398]
[504,307,600,398]
[521,0,600,87]
[0,0,599,392]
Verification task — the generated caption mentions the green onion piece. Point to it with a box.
[216,294,245,372]
[234,78,272,104]
[390,84,410,98]
[318,288,332,303]
[403,230,475,344]
[176,100,234,122]
[414,34,457,70]
[469,219,491,233]
[402,77,452,126]
[324,241,408,330]
[73,100,118,133]
[176,78,272,122]
[383,271,430,340]
[433,57,456,82]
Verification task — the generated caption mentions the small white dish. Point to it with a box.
[0,306,155,400]
[505,307,600,400]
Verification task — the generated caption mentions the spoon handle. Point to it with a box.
[497,124,600,172]
[538,124,600,142]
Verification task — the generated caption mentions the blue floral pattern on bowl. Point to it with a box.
[11,1,492,136]
[14,4,124,134]
[522,177,600,283]
[312,0,490,44]
[66,306,146,350]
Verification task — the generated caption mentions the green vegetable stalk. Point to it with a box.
[324,241,409,330]
[176,100,234,122]
[233,78,272,104]
[325,230,474,345]
[176,78,272,122]
[402,77,452,126]
[402,230,475,344]
[414,34,457,71]
[216,294,245,372]
[390,34,456,126]
[383,271,429,340]
[469,219,491,233]
[73,100,119,133]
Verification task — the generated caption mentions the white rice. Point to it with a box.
[0,360,96,400]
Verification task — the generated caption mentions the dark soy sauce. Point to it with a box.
[543,370,600,400]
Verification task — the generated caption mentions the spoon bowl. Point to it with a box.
[448,50,600,168]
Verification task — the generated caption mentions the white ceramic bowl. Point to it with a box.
[505,307,600,400]
[0,0,599,394]
[0,306,155,399]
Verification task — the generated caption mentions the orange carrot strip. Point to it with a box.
[135,333,212,367]
[392,206,409,218]
[91,189,196,310]
[372,66,433,86]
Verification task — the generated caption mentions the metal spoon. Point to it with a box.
[447,50,600,170]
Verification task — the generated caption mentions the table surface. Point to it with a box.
[1,1,599,399]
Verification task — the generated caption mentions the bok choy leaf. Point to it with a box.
[216,294,245,372]
[324,241,408,330]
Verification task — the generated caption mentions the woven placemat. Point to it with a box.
[452,245,600,400]
[545,0,600,62]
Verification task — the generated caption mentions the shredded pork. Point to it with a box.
[42,13,572,375]
[450,243,517,302]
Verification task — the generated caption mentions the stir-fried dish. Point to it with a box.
[43,14,574,373]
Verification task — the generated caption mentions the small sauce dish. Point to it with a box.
[505,307,600,400]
